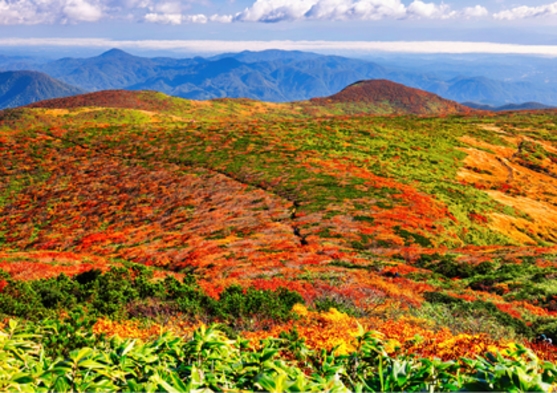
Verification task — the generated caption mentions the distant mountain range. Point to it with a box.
[1,48,556,109]
[462,101,556,112]
[0,70,85,109]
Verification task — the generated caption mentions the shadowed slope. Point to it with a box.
[0,71,85,109]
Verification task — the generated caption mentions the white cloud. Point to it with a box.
[0,0,490,25]
[232,0,485,22]
[3,38,557,57]
[0,0,206,25]
[63,0,103,22]
[233,0,313,22]
[0,0,103,24]
[144,12,208,24]
[407,1,455,19]
[461,5,488,18]
[304,0,407,21]
[182,13,207,22]
[144,12,182,24]
[493,2,557,20]
[209,13,233,23]
[0,1,35,25]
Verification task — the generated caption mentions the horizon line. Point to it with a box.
[2,38,557,57]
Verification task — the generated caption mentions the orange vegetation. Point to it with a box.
[458,134,557,244]
[0,251,112,280]
[243,305,545,361]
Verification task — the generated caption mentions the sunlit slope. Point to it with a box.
[3,94,557,255]
[458,117,557,245]
[2,89,557,342]
[25,89,297,122]
[310,79,474,115]
[24,80,477,120]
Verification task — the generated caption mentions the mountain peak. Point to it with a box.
[99,48,133,58]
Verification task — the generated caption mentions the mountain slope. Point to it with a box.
[310,79,473,115]
[27,89,170,111]
[25,79,478,118]
[126,52,389,102]
[32,49,387,101]
[40,48,200,92]
[438,76,540,105]
[0,70,85,109]
[3,89,557,368]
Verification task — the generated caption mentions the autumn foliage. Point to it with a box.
[1,89,557,373]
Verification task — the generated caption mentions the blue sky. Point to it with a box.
[1,0,557,56]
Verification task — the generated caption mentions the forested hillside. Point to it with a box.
[0,70,85,109]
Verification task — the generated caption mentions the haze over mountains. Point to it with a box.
[463,101,555,112]
[0,48,556,109]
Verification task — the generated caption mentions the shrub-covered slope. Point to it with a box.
[311,79,474,115]
[1,87,557,390]
[26,82,478,117]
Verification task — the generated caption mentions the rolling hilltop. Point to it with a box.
[1,82,557,390]
[26,79,472,117]
[311,79,473,115]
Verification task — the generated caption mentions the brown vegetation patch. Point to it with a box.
[311,79,475,115]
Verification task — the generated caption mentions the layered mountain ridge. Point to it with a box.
[2,48,556,107]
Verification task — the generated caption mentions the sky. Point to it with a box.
[1,0,557,57]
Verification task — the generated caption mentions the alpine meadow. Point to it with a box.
[1,73,557,391]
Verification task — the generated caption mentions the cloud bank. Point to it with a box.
[0,0,489,25]
[0,0,104,24]
[493,2,557,21]
[2,38,557,57]
[225,0,488,23]
[1,0,555,25]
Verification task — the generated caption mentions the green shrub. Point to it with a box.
[424,292,533,338]
[0,266,304,330]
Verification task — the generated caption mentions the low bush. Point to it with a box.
[0,266,304,330]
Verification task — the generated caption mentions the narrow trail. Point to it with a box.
[496,156,515,184]
[35,128,310,248]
